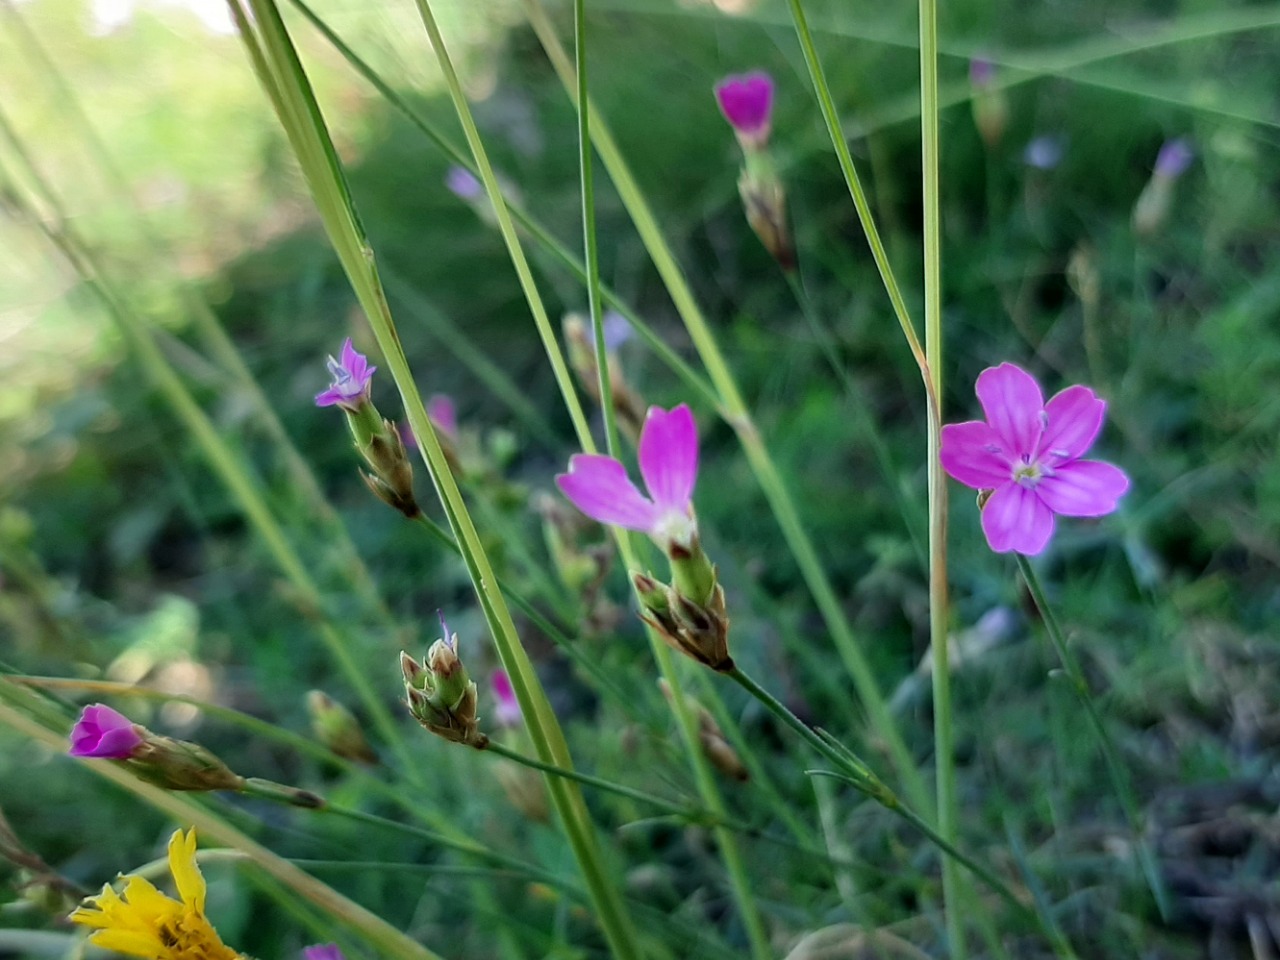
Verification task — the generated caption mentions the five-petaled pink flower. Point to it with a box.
[714,71,775,147]
[315,338,376,410]
[490,669,522,728]
[68,704,144,759]
[941,363,1129,556]
[556,404,699,552]
[303,946,345,960]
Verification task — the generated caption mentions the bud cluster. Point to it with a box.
[632,533,732,673]
[401,618,487,748]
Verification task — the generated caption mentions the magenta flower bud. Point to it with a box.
[556,404,699,553]
[303,946,345,960]
[714,71,774,147]
[427,393,458,439]
[491,669,522,728]
[314,338,376,411]
[68,704,144,759]
[1154,137,1193,180]
[445,165,482,201]
[941,363,1129,556]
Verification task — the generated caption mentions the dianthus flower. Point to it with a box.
[69,704,144,759]
[314,338,375,411]
[714,71,774,148]
[303,946,345,960]
[941,363,1129,555]
[70,828,244,960]
[556,404,698,554]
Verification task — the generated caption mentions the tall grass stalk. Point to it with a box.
[228,1,646,952]
[915,0,966,952]
[519,0,928,814]
[0,693,443,960]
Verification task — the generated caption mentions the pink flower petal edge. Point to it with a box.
[638,404,698,515]
[303,945,345,960]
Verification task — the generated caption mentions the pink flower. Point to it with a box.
[68,704,144,759]
[969,57,996,88]
[1154,137,1193,179]
[315,338,376,410]
[941,363,1130,556]
[556,404,699,551]
[490,669,521,728]
[303,946,345,960]
[427,393,458,439]
[714,71,774,146]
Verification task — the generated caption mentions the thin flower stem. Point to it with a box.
[519,0,928,817]
[784,0,928,384]
[916,0,965,954]
[485,740,708,822]
[573,0,619,460]
[1014,555,1171,919]
[725,667,1057,934]
[785,271,926,568]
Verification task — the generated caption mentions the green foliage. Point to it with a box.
[1,0,1279,956]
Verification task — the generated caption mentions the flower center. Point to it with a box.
[326,356,358,395]
[1012,456,1050,488]
[652,510,697,551]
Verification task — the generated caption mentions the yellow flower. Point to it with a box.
[70,828,244,960]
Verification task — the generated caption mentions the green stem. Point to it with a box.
[1014,555,1170,920]
[916,0,965,954]
[785,0,928,383]
[725,667,1042,927]
[520,0,928,817]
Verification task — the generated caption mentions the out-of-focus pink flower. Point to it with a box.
[68,704,144,759]
[427,393,458,439]
[714,71,774,147]
[583,310,633,354]
[445,165,482,201]
[969,57,996,88]
[1154,137,1193,179]
[490,669,522,728]
[302,945,345,960]
[556,404,699,551]
[941,363,1129,556]
[315,338,376,411]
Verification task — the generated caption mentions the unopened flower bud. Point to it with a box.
[969,58,1008,149]
[307,690,377,765]
[128,736,247,793]
[658,680,748,782]
[401,615,486,748]
[738,161,794,271]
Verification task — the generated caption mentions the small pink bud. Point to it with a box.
[714,71,774,147]
[68,704,144,759]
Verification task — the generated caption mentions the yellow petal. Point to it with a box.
[121,873,182,922]
[87,927,168,958]
[167,828,207,913]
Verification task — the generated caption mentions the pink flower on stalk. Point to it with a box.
[68,704,144,759]
[315,338,376,410]
[556,404,699,551]
[427,393,458,439]
[941,363,1129,556]
[490,670,521,728]
[303,946,345,960]
[714,71,775,146]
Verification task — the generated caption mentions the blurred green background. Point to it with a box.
[1,0,1279,954]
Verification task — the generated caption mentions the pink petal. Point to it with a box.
[976,363,1045,456]
[638,405,699,515]
[1039,386,1105,463]
[427,394,458,438]
[556,455,660,532]
[314,387,344,407]
[981,483,1056,555]
[1037,460,1129,517]
[940,421,1011,489]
